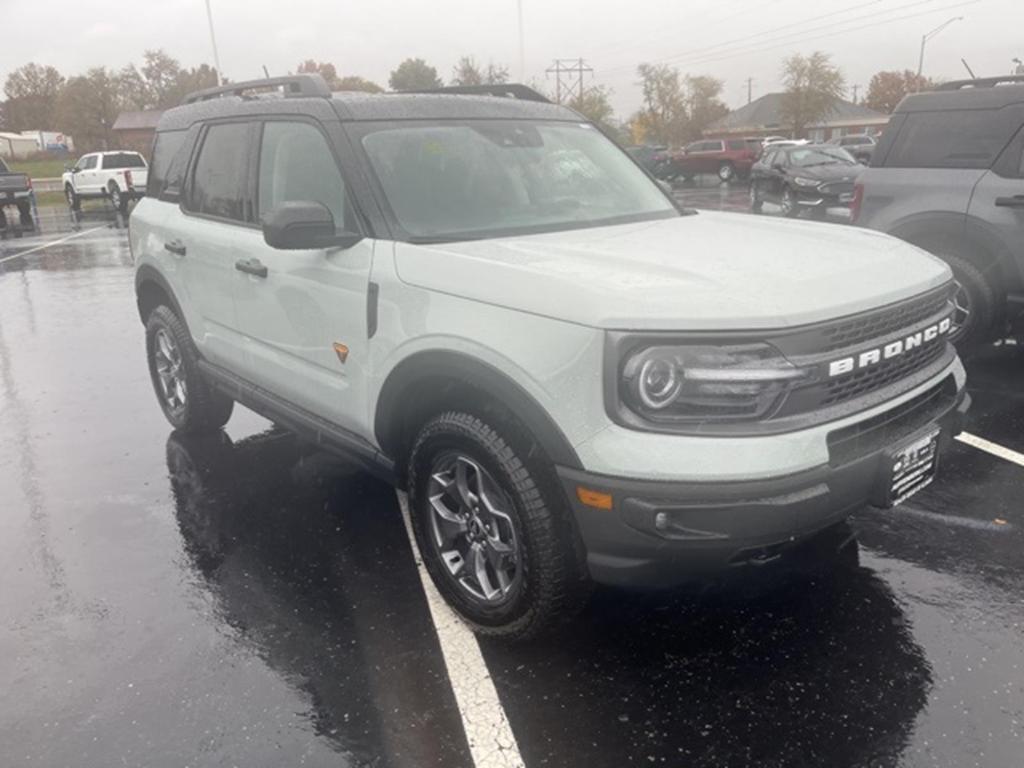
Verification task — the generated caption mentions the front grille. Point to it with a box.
[819,181,854,197]
[827,376,956,466]
[820,286,952,353]
[821,340,947,406]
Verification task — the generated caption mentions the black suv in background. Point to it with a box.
[855,76,1024,352]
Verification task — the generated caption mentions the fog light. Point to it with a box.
[654,511,670,531]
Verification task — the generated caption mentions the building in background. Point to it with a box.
[0,132,39,158]
[111,110,164,154]
[705,93,889,142]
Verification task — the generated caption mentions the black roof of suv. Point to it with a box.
[157,74,580,133]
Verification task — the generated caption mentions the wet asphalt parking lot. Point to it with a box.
[2,191,1023,768]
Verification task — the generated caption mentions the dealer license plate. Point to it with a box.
[884,427,940,507]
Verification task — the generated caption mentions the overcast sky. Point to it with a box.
[0,0,1020,117]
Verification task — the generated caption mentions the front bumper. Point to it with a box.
[558,377,969,588]
[793,188,852,208]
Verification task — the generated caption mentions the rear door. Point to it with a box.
[967,120,1024,284]
[172,120,255,370]
[230,118,374,433]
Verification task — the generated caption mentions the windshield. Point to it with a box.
[358,120,677,241]
[788,146,858,167]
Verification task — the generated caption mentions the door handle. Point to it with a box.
[164,240,186,256]
[995,195,1024,208]
[235,258,268,278]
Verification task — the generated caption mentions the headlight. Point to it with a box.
[793,176,820,187]
[620,343,809,424]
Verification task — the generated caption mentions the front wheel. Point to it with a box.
[145,306,234,432]
[408,411,590,640]
[718,162,736,183]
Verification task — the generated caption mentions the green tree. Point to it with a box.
[389,58,442,91]
[450,56,509,86]
[567,85,615,128]
[140,49,183,108]
[780,51,846,138]
[3,63,65,130]
[864,70,932,114]
[55,68,123,151]
[336,76,384,93]
[297,59,340,86]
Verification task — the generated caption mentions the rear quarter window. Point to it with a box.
[882,107,1024,169]
[727,140,747,151]
[147,130,190,200]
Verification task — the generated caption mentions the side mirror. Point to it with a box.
[261,201,362,250]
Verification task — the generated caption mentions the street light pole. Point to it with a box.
[204,0,224,85]
[917,16,963,78]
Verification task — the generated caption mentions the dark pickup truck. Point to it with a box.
[0,157,34,230]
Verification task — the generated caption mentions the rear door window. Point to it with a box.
[185,122,251,222]
[727,140,746,151]
[884,107,1024,169]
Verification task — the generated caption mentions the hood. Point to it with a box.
[393,212,952,331]
[790,163,861,182]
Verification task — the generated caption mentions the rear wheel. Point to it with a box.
[108,184,125,213]
[17,201,33,228]
[718,162,736,183]
[937,253,998,355]
[145,306,234,432]
[408,411,590,640]
[65,184,80,211]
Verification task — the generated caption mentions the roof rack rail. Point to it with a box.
[182,74,331,105]
[934,75,1024,91]
[406,84,551,104]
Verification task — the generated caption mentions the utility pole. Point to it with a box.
[917,16,963,78]
[745,77,753,104]
[545,58,592,104]
[204,0,223,84]
[851,84,860,104]
[517,0,525,82]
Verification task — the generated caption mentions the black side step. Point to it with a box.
[198,359,396,483]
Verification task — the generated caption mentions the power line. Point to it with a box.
[598,0,976,76]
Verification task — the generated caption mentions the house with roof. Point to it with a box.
[705,92,889,142]
[111,110,164,154]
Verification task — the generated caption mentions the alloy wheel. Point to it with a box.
[949,280,972,341]
[427,453,521,605]
[153,328,187,415]
[781,188,796,216]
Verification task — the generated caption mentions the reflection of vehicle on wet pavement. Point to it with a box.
[750,144,862,218]
[133,74,969,640]
[854,75,1024,354]
[62,150,148,214]
[0,157,34,233]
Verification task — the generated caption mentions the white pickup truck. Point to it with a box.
[63,151,148,212]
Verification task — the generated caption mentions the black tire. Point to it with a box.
[937,252,998,355]
[17,201,33,228]
[65,184,80,211]
[145,305,234,432]
[408,411,590,640]
[718,162,736,183]
[108,184,127,213]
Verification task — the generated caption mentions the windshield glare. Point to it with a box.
[359,120,677,241]
[789,146,858,166]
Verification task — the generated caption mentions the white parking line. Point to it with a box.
[956,432,1024,468]
[396,491,525,768]
[0,226,107,265]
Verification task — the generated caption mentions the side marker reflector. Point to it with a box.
[576,486,613,510]
[333,343,349,364]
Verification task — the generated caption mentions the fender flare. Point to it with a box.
[135,264,185,325]
[374,349,583,470]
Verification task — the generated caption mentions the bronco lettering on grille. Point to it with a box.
[828,316,952,378]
